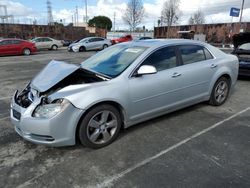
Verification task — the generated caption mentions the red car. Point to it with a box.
[0,38,37,56]
[111,34,133,44]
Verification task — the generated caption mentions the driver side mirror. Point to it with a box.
[136,65,157,76]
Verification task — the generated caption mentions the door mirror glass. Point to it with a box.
[136,65,157,76]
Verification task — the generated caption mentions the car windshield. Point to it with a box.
[239,43,250,50]
[81,45,147,78]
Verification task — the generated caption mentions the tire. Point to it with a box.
[209,77,230,106]
[102,44,108,50]
[51,45,58,50]
[79,46,86,52]
[78,104,122,149]
[23,48,31,56]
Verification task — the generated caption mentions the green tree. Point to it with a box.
[88,16,112,31]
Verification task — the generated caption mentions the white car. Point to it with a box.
[68,37,112,52]
[31,37,63,50]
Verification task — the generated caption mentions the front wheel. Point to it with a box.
[78,104,121,149]
[209,77,230,106]
[79,46,86,52]
[102,44,108,50]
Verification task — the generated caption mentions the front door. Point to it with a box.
[128,46,185,121]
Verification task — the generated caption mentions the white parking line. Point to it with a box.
[0,96,11,100]
[95,106,250,188]
[0,116,10,121]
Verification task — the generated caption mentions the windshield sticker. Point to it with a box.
[125,48,143,53]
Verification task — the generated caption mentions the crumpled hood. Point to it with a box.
[31,60,79,92]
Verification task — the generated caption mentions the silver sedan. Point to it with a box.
[68,37,112,52]
[10,39,239,148]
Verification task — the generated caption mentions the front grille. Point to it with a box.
[13,109,21,120]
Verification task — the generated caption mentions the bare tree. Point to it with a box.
[161,0,181,27]
[123,0,144,31]
[189,10,205,25]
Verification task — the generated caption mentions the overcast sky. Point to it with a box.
[0,0,249,29]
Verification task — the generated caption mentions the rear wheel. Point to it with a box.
[78,104,121,149]
[51,45,58,50]
[209,77,230,106]
[23,48,31,56]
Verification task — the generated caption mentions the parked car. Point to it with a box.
[111,34,133,44]
[10,39,238,148]
[68,37,112,52]
[138,36,152,40]
[61,39,73,47]
[0,38,37,56]
[232,32,250,77]
[31,37,63,50]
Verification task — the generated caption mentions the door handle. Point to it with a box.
[172,72,182,78]
[210,64,217,68]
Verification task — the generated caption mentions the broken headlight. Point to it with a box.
[33,99,70,118]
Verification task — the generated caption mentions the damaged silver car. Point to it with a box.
[10,39,239,148]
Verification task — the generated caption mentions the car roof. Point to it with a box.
[118,39,209,48]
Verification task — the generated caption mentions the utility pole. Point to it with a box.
[47,0,54,25]
[239,0,244,23]
[76,6,78,26]
[113,12,116,32]
[85,0,88,23]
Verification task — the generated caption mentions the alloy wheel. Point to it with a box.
[86,110,118,144]
[214,80,229,104]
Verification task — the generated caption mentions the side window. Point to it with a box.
[142,47,177,71]
[12,40,21,44]
[36,38,42,42]
[96,38,104,41]
[204,48,213,60]
[89,38,95,42]
[44,38,52,42]
[2,40,11,45]
[179,45,206,65]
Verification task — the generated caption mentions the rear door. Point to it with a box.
[95,38,105,49]
[175,44,217,100]
[9,40,22,54]
[43,38,53,49]
[86,38,98,50]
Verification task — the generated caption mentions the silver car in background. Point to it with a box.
[10,39,239,148]
[68,37,112,52]
[31,37,63,50]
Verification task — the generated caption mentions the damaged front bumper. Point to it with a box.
[10,90,84,147]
